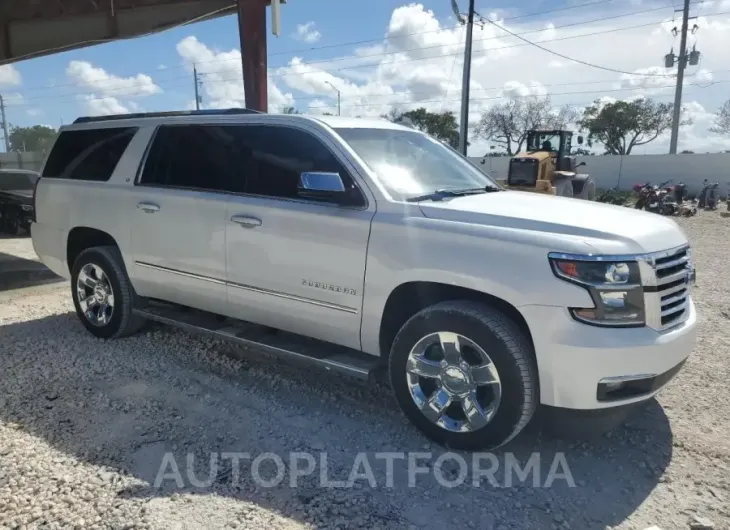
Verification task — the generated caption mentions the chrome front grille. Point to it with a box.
[639,245,692,331]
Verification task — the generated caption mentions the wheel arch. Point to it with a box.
[66,226,119,272]
[378,281,535,361]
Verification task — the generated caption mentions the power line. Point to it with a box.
[25,1,679,96]
[303,80,730,109]
[16,4,725,98]
[7,11,729,107]
[193,0,619,63]
[8,60,729,109]
[199,4,678,73]
[476,9,678,76]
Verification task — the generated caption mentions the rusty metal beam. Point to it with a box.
[106,0,119,36]
[237,0,267,112]
[0,24,11,59]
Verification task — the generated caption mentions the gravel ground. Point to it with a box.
[0,212,729,530]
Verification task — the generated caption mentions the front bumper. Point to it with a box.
[519,300,697,409]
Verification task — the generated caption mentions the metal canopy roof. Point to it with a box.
[0,0,237,65]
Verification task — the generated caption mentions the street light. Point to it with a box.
[326,81,341,116]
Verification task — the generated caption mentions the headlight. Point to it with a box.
[21,205,33,212]
[549,255,645,327]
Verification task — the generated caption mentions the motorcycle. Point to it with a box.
[633,182,653,210]
[706,182,719,210]
[634,180,671,213]
[698,179,710,209]
[662,181,696,216]
[673,181,688,204]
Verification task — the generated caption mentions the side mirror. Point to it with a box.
[298,171,348,202]
[577,161,587,167]
[577,135,584,145]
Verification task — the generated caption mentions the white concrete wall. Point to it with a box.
[0,152,44,172]
[470,153,730,196]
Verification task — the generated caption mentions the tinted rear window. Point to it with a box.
[42,127,137,181]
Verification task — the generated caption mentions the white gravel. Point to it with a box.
[1,211,729,530]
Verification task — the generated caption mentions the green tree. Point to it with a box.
[710,99,730,134]
[8,125,57,152]
[578,98,689,155]
[572,147,594,156]
[383,107,461,148]
[280,106,300,114]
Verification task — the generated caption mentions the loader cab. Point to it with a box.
[526,130,582,171]
[507,129,583,187]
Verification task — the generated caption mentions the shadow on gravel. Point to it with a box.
[0,250,62,291]
[0,313,673,530]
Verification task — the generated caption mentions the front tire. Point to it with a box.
[71,246,144,339]
[389,301,538,451]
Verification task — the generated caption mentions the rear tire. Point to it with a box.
[71,246,144,339]
[388,301,538,451]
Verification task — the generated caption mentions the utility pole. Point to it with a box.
[326,81,341,115]
[457,0,476,156]
[0,95,9,152]
[193,65,202,111]
[667,0,699,154]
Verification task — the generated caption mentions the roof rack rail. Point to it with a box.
[73,108,262,124]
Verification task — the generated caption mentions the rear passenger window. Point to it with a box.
[42,127,136,181]
[139,125,238,192]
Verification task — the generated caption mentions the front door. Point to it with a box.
[223,124,375,350]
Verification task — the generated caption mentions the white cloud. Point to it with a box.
[175,36,294,112]
[77,95,131,116]
[258,3,730,154]
[66,60,161,98]
[26,108,43,117]
[294,22,322,44]
[75,95,142,117]
[2,92,24,105]
[0,65,21,86]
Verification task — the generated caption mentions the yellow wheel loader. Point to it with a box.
[486,130,596,200]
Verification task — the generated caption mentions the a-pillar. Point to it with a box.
[237,0,268,112]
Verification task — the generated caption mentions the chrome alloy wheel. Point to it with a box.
[406,332,502,433]
[76,263,115,326]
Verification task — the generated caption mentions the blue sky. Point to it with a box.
[2,0,730,153]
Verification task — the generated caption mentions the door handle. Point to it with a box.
[137,202,160,213]
[231,215,262,228]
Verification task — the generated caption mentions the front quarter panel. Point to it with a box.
[359,207,597,356]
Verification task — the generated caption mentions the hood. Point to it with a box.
[417,191,688,255]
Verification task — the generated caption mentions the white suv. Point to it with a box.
[31,109,697,450]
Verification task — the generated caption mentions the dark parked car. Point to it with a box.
[0,168,39,235]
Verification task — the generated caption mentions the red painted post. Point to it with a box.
[237,0,268,112]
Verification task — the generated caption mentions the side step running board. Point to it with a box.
[133,303,382,381]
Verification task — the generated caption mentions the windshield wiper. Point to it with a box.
[406,186,502,202]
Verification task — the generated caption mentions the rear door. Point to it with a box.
[129,125,232,315]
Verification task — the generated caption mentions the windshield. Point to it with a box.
[527,133,561,152]
[334,128,498,199]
